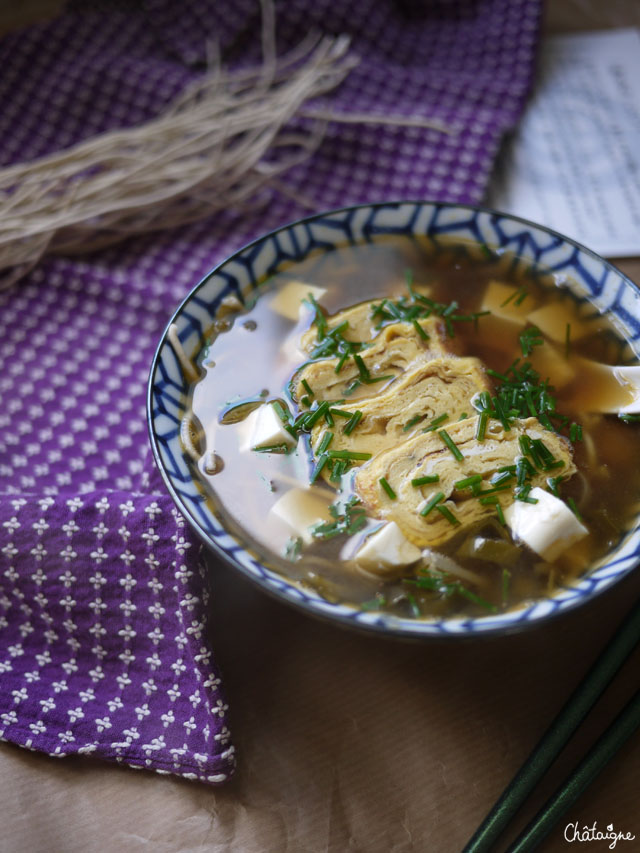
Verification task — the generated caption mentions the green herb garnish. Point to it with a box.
[438,429,464,462]
[436,504,460,526]
[420,491,445,517]
[316,431,334,455]
[407,569,496,612]
[284,536,303,560]
[311,496,367,540]
[454,474,483,490]
[569,422,583,442]
[403,414,423,432]
[327,450,372,461]
[567,497,583,521]
[411,474,440,487]
[379,477,397,500]
[422,413,449,432]
[343,410,363,435]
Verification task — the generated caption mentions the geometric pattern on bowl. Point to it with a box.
[148,202,640,638]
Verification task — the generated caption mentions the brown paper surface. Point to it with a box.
[2,4,640,852]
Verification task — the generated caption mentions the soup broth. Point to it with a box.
[184,236,640,619]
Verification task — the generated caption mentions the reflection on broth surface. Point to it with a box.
[185,236,640,620]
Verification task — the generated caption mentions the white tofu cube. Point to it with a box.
[504,487,588,562]
[269,281,327,321]
[355,521,422,573]
[270,488,333,544]
[526,303,592,344]
[241,403,296,451]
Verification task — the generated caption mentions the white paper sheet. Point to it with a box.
[486,29,640,258]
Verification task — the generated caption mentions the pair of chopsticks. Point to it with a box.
[463,594,640,852]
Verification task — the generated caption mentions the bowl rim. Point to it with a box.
[147,198,640,640]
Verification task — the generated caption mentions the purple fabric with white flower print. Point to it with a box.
[0,0,541,784]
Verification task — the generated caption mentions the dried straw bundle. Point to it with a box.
[0,7,449,289]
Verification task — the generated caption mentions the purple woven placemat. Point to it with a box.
[0,0,541,785]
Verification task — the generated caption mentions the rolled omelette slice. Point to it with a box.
[354,416,576,547]
[292,317,450,404]
[311,356,491,474]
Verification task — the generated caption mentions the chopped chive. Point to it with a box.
[272,401,290,424]
[412,474,440,487]
[567,497,583,521]
[500,288,519,307]
[490,470,514,487]
[495,502,506,526]
[335,351,350,373]
[310,453,328,484]
[514,288,529,307]
[329,459,346,483]
[454,584,496,612]
[353,353,369,380]
[438,429,464,462]
[406,592,421,618]
[405,268,417,298]
[304,293,327,340]
[476,410,489,441]
[284,536,303,560]
[330,408,354,419]
[532,438,555,467]
[301,379,314,398]
[569,422,583,442]
[619,413,640,424]
[518,434,531,456]
[361,596,387,612]
[327,450,372,460]
[486,368,511,382]
[317,431,334,455]
[344,379,362,396]
[403,414,423,432]
[479,495,499,505]
[546,474,565,496]
[379,477,397,500]
[502,568,511,605]
[311,495,366,539]
[423,413,449,432]
[420,491,445,517]
[454,474,483,490]
[480,243,494,260]
[305,400,330,428]
[300,395,311,408]
[344,410,363,435]
[435,504,460,526]
[476,483,512,496]
[515,484,538,504]
[459,412,468,420]
[412,319,430,341]
[519,325,544,357]
[252,443,291,454]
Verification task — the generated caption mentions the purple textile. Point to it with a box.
[0,0,541,784]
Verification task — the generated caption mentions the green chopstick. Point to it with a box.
[509,687,640,852]
[462,594,640,853]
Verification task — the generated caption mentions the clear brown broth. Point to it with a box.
[186,236,640,619]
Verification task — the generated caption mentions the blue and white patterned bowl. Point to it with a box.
[148,201,640,638]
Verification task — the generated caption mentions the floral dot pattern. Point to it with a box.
[0,0,540,783]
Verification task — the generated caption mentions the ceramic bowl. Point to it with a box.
[147,201,640,638]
